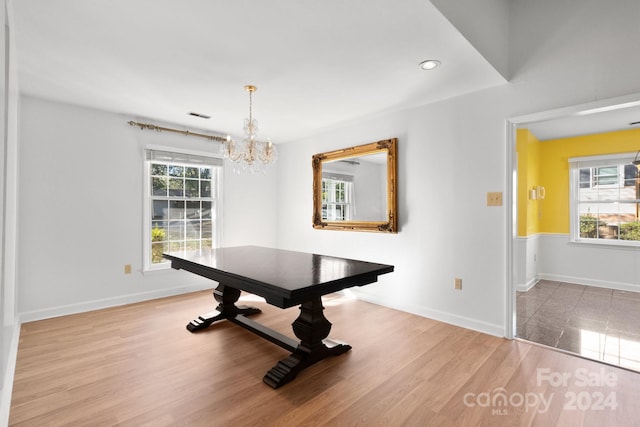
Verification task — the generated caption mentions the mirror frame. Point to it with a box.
[312,137,397,233]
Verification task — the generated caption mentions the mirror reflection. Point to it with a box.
[322,152,387,222]
[312,138,397,233]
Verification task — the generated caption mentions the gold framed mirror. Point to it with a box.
[312,138,397,233]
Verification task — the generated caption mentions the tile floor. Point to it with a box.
[516,280,640,371]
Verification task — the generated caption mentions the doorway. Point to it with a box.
[507,94,640,371]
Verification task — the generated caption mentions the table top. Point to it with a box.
[163,246,394,308]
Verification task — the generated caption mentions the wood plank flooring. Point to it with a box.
[10,291,639,426]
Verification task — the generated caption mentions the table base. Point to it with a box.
[187,284,351,388]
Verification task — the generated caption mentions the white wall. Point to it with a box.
[17,96,278,320]
[277,91,511,336]
[538,234,640,292]
[276,0,640,336]
[516,234,540,291]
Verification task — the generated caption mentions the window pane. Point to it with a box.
[151,242,167,264]
[151,222,167,242]
[152,177,167,196]
[186,220,200,239]
[596,202,620,223]
[185,167,199,178]
[151,164,167,176]
[596,215,619,239]
[200,168,211,179]
[596,186,621,202]
[168,178,184,197]
[186,201,200,219]
[168,165,184,177]
[579,215,598,238]
[201,201,212,219]
[620,221,640,241]
[153,200,168,220]
[169,200,184,219]
[201,239,213,249]
[185,179,199,198]
[169,241,185,252]
[186,240,200,250]
[202,220,212,238]
[168,222,184,240]
[200,180,211,198]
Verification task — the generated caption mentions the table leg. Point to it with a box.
[187,284,261,332]
[263,296,351,388]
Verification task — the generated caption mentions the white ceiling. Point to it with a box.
[13,0,507,144]
[525,104,640,141]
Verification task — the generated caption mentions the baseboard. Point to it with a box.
[539,273,640,293]
[353,293,505,338]
[0,322,21,426]
[19,283,214,324]
[516,277,539,292]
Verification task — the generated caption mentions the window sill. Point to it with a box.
[569,238,640,251]
[142,264,173,276]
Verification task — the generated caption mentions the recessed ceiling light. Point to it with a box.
[419,60,441,70]
[188,111,211,119]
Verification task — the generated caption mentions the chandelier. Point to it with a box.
[223,85,278,173]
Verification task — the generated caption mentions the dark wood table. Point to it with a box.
[163,246,394,388]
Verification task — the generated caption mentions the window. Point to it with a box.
[570,153,640,245]
[144,148,222,270]
[321,172,353,221]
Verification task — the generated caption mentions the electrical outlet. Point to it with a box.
[487,192,503,206]
[454,277,462,290]
[124,264,132,274]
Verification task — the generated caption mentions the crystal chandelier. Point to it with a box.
[223,85,278,173]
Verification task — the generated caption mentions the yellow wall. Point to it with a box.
[516,129,541,236]
[517,128,640,236]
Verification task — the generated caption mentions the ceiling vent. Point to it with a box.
[188,112,211,119]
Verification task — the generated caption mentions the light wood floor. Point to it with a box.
[10,291,639,426]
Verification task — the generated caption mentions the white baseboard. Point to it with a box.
[515,277,539,292]
[353,293,505,338]
[19,283,214,324]
[0,322,21,427]
[538,274,639,293]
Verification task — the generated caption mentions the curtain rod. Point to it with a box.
[127,120,227,143]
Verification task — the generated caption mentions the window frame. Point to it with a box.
[569,152,640,247]
[321,175,353,221]
[143,146,223,272]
